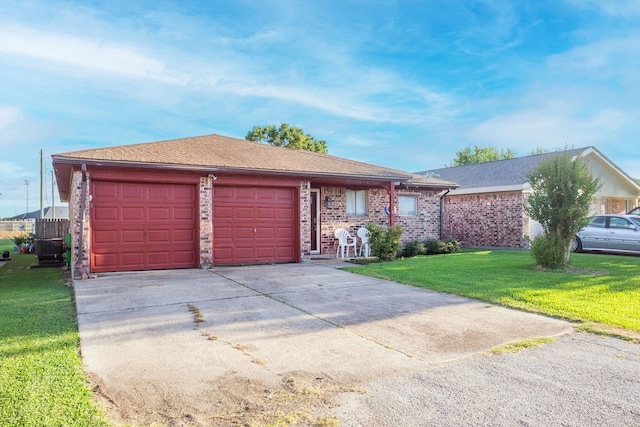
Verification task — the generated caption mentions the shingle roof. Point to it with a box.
[10,206,69,220]
[53,133,456,189]
[415,148,588,189]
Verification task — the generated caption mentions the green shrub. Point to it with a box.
[424,239,441,255]
[9,234,31,246]
[529,235,565,269]
[441,238,461,254]
[401,238,461,258]
[366,224,404,261]
[422,239,461,255]
[402,240,426,257]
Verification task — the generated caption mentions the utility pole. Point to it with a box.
[52,170,56,219]
[40,149,44,219]
[25,179,29,217]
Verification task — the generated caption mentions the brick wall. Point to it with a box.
[69,170,91,276]
[199,176,213,268]
[319,187,441,255]
[395,190,441,242]
[443,191,529,248]
[604,198,635,214]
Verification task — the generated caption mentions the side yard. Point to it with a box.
[0,239,108,427]
[346,249,640,339]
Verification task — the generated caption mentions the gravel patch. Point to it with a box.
[332,333,640,426]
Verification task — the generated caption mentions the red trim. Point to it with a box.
[89,168,201,184]
[388,182,396,226]
[212,174,301,187]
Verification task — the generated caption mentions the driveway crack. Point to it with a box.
[211,271,414,359]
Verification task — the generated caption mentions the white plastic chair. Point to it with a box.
[357,227,370,257]
[334,228,357,258]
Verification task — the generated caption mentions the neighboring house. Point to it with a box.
[10,206,69,220]
[53,134,455,274]
[417,147,640,249]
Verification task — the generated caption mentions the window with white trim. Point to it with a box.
[398,195,418,216]
[346,190,367,216]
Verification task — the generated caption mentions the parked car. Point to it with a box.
[628,207,640,215]
[572,214,640,254]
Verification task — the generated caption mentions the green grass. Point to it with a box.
[491,337,557,354]
[345,249,640,332]
[0,239,108,427]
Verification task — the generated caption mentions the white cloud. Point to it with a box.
[461,106,638,156]
[0,21,455,125]
[546,35,640,84]
[0,24,184,84]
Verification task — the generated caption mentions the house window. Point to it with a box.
[346,190,367,216]
[398,196,418,216]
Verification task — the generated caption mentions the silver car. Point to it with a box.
[573,214,640,254]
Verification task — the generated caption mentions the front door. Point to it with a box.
[310,189,320,254]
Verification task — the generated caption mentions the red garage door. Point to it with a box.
[91,181,198,273]
[213,186,297,265]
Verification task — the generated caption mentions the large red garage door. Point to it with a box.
[91,181,198,273]
[213,186,297,265]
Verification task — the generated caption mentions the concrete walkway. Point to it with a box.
[74,263,573,425]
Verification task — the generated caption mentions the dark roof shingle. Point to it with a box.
[53,134,457,200]
[416,148,587,189]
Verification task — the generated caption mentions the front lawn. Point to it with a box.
[0,239,108,427]
[346,250,640,333]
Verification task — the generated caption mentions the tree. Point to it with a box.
[246,123,328,154]
[525,148,600,268]
[449,145,516,166]
[530,147,549,155]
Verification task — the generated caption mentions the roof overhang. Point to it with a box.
[53,156,452,201]
[447,183,530,196]
[579,147,640,193]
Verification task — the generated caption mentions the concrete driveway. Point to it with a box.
[75,263,573,426]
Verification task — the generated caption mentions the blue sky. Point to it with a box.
[1,0,639,217]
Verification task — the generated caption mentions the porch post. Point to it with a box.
[388,181,396,226]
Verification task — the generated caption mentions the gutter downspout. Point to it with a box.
[439,188,450,240]
[75,164,88,279]
[388,182,396,226]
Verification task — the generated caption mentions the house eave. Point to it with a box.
[51,156,416,186]
[448,184,529,196]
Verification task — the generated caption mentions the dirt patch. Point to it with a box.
[91,370,365,426]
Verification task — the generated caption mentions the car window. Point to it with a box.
[589,216,606,228]
[610,217,633,229]
[630,216,640,227]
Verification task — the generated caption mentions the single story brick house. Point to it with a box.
[53,134,455,275]
[417,147,640,248]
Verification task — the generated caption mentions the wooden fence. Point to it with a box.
[35,219,70,239]
[0,221,35,239]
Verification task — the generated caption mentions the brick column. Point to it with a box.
[299,181,311,260]
[69,170,91,277]
[199,176,213,268]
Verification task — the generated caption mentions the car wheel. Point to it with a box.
[572,236,582,253]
